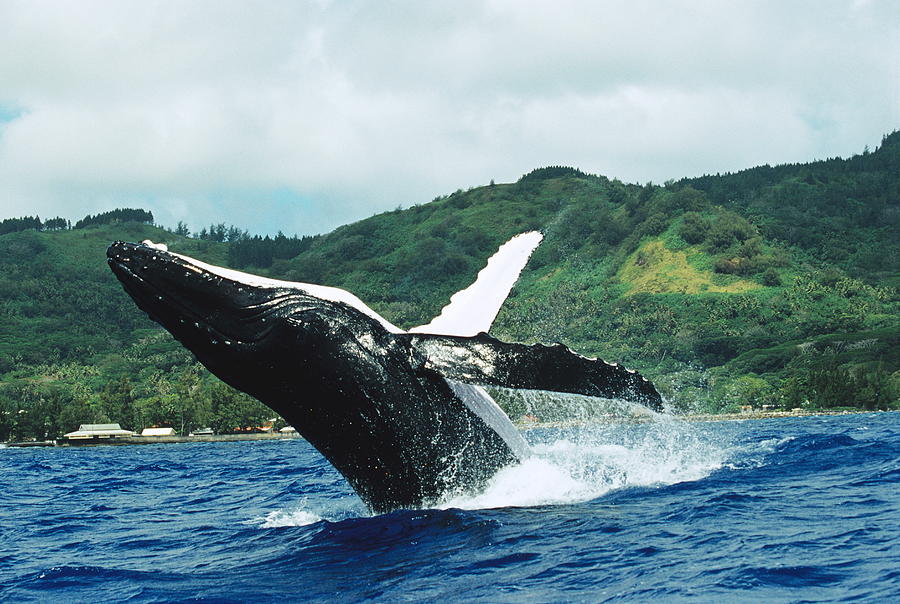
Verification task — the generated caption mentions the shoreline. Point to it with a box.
[4,432,302,448]
[4,409,894,447]
[675,408,894,423]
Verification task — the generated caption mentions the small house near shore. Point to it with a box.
[63,424,135,440]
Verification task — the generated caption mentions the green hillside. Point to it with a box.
[1,133,898,440]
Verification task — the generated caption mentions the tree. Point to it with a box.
[98,376,136,428]
[0,389,17,442]
[679,212,710,244]
[853,364,896,410]
[808,360,856,408]
[43,217,70,231]
[208,382,271,433]
[718,375,773,411]
[226,225,247,242]
[777,375,807,409]
[762,268,782,286]
[173,371,211,434]
[0,216,43,235]
[74,208,153,229]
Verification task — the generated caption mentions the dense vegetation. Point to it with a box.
[1,133,897,441]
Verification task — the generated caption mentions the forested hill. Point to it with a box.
[1,133,897,440]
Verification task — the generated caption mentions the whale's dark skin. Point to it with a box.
[107,240,663,513]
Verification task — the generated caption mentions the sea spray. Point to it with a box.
[254,495,369,528]
[441,423,727,510]
[440,392,729,510]
[258,507,323,528]
[489,388,662,424]
[258,394,730,518]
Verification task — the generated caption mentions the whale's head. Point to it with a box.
[106,240,354,399]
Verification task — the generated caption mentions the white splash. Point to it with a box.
[258,507,323,528]
[411,231,543,336]
[440,457,586,509]
[252,418,727,519]
[254,497,370,528]
[439,418,728,511]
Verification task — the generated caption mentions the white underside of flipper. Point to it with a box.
[410,231,543,337]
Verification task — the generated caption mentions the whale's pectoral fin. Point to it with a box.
[402,333,664,412]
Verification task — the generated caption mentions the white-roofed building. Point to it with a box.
[63,424,135,440]
[140,427,176,437]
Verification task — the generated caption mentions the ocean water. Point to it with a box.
[1,412,898,602]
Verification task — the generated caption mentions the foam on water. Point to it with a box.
[253,493,374,527]
[257,402,729,519]
[257,507,323,528]
[442,414,728,510]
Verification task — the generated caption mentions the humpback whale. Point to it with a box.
[107,234,662,513]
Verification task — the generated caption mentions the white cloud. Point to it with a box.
[0,0,896,235]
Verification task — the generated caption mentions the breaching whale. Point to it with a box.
[107,233,662,513]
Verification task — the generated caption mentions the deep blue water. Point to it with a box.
[2,412,898,602]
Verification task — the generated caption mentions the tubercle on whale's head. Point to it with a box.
[106,240,317,391]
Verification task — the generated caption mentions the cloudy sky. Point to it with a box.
[1,1,897,236]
